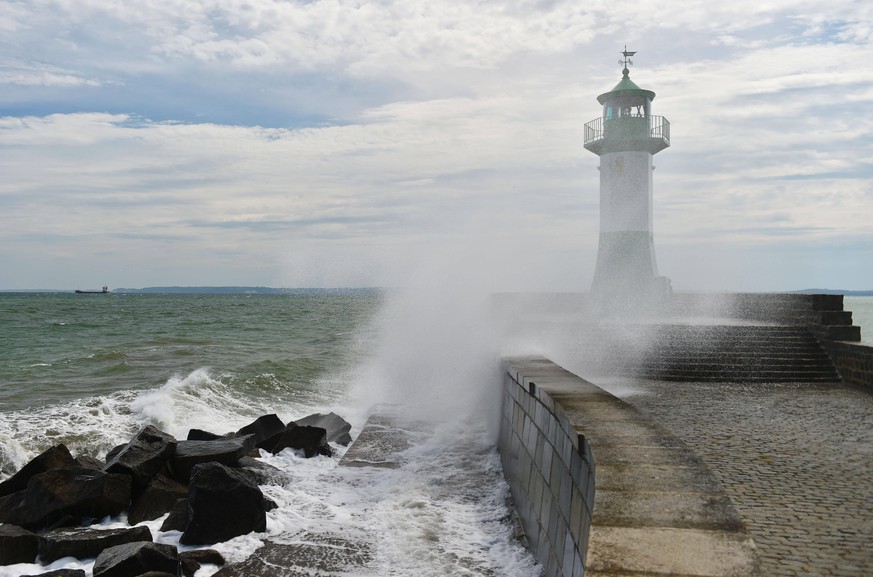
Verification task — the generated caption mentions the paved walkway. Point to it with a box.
[611,380,873,577]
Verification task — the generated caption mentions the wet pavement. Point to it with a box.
[612,380,873,577]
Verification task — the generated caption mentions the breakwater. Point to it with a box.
[495,292,872,576]
[499,357,760,577]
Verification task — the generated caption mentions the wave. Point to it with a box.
[0,366,333,475]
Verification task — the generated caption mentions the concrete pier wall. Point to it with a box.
[499,359,596,577]
[500,357,761,577]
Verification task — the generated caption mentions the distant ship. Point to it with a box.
[74,286,109,294]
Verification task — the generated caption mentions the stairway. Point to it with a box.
[587,324,841,383]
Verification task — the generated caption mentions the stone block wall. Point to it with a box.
[498,361,595,577]
[820,340,873,391]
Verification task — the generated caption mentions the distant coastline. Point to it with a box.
[0,287,871,296]
[114,286,383,295]
[0,287,383,295]
[792,289,873,296]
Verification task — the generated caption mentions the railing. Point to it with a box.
[584,115,670,147]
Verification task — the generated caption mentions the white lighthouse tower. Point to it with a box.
[584,48,671,310]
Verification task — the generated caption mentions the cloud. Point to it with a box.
[0,0,871,290]
[0,62,107,87]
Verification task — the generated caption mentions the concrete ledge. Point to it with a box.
[339,409,429,469]
[500,357,761,577]
[587,526,758,577]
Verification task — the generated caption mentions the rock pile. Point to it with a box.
[0,412,351,576]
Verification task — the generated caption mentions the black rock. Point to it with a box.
[159,498,189,532]
[128,472,188,525]
[181,548,225,566]
[186,429,224,441]
[180,548,225,576]
[179,462,266,545]
[20,570,87,577]
[0,523,39,564]
[294,412,353,446]
[104,444,126,463]
[0,444,78,498]
[38,525,153,563]
[263,497,278,512]
[271,425,332,458]
[92,541,179,577]
[103,425,177,490]
[0,489,29,527]
[0,468,132,531]
[170,436,256,484]
[180,548,226,576]
[74,454,105,470]
[235,456,290,486]
[237,414,286,453]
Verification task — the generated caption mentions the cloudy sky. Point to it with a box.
[1,0,871,291]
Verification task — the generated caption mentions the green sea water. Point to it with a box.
[0,292,381,412]
[845,296,873,344]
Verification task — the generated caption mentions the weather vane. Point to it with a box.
[619,45,636,70]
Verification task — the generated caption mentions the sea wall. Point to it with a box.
[499,359,595,577]
[499,357,761,577]
[670,293,863,340]
[820,340,873,391]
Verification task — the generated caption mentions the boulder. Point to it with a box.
[170,436,256,483]
[0,444,77,498]
[0,468,132,531]
[74,454,105,470]
[294,412,353,446]
[20,570,87,577]
[236,414,286,453]
[235,456,290,486]
[92,541,179,577]
[104,444,126,463]
[179,462,266,545]
[271,425,332,458]
[180,548,226,577]
[128,472,188,525]
[0,523,39,564]
[186,429,224,441]
[103,425,177,490]
[0,490,28,527]
[263,497,278,512]
[159,498,189,532]
[38,525,153,563]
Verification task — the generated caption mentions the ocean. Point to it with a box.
[0,291,538,577]
[845,296,873,344]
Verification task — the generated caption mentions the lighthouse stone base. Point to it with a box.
[590,230,671,311]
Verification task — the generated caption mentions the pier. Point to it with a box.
[490,292,873,577]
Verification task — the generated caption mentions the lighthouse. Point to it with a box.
[584,48,671,310]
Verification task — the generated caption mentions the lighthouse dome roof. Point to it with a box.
[597,69,656,105]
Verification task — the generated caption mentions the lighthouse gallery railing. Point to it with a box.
[584,115,670,147]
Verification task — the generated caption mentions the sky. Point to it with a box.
[1,0,871,292]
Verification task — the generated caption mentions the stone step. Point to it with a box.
[629,356,832,370]
[630,370,840,382]
[585,324,841,383]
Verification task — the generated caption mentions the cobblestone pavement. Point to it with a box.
[613,380,873,577]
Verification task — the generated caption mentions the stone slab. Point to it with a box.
[594,490,743,531]
[212,537,371,576]
[338,411,430,469]
[586,526,759,577]
[595,464,723,493]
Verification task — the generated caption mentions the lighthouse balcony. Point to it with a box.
[584,115,670,155]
